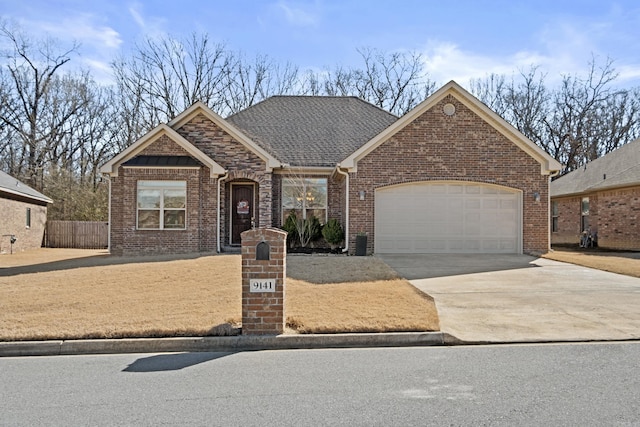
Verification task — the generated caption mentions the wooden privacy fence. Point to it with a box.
[46,221,108,249]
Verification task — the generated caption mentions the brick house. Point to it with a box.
[100,81,560,256]
[0,170,53,254]
[550,138,640,250]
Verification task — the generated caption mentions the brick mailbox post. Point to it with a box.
[241,228,287,335]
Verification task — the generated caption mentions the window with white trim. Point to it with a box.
[551,201,559,233]
[26,207,31,228]
[581,197,589,232]
[282,177,327,224]
[137,181,186,230]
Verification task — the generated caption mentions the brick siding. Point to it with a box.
[598,187,640,250]
[110,113,275,256]
[241,228,287,335]
[348,95,551,255]
[553,186,640,250]
[0,196,48,254]
[175,113,272,229]
[551,196,583,245]
[109,99,552,256]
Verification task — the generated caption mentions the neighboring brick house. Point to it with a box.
[0,170,53,254]
[100,81,560,256]
[551,138,640,250]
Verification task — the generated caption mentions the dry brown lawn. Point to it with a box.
[0,249,439,341]
[543,247,640,278]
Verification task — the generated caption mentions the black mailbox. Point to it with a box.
[256,241,270,260]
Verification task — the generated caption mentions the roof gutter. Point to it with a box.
[335,165,349,254]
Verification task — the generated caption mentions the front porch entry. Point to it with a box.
[230,183,255,245]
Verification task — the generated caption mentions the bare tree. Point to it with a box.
[470,58,640,174]
[352,47,435,115]
[221,53,299,114]
[0,21,85,189]
[280,169,326,248]
[298,48,435,116]
[470,73,508,116]
[112,32,232,128]
[546,58,637,172]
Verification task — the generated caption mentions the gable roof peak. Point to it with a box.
[168,101,281,169]
[340,80,561,175]
[99,124,225,177]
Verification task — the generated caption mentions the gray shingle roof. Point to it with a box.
[0,170,53,204]
[551,138,640,197]
[226,96,398,167]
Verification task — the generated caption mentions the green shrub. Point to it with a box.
[282,211,299,246]
[282,212,323,247]
[322,218,344,248]
[306,215,322,243]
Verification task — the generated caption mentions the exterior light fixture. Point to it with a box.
[533,192,540,202]
[359,190,366,200]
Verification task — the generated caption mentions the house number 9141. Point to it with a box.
[250,279,276,293]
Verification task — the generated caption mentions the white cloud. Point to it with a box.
[82,58,115,84]
[274,1,319,27]
[420,41,545,86]
[127,2,167,37]
[29,14,122,50]
[420,40,639,90]
[419,9,640,89]
[617,64,640,83]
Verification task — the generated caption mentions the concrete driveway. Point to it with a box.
[378,254,640,343]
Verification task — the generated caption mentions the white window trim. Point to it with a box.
[581,197,590,232]
[551,201,559,233]
[281,177,328,224]
[137,180,187,230]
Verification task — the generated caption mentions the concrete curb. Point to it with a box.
[0,332,448,357]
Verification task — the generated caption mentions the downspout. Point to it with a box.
[217,171,229,253]
[547,169,560,253]
[107,176,111,253]
[336,165,349,254]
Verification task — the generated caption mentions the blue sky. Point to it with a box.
[1,0,639,87]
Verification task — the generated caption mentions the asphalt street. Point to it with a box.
[1,342,639,426]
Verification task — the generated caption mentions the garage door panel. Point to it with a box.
[375,182,521,254]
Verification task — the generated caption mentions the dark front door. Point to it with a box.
[231,184,254,245]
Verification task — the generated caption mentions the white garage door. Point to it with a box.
[375,182,521,254]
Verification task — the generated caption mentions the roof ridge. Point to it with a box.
[0,170,53,203]
[583,137,640,168]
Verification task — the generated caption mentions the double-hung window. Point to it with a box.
[581,197,589,232]
[551,201,559,233]
[137,181,186,230]
[282,177,327,223]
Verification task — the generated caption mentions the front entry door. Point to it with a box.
[231,184,254,245]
